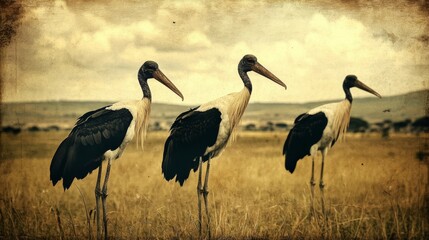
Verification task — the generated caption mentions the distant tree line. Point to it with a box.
[1,116,429,135]
[244,116,429,133]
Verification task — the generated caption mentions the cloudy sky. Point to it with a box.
[1,0,428,105]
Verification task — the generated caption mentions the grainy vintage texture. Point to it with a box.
[0,0,428,239]
[1,132,428,239]
[0,0,428,103]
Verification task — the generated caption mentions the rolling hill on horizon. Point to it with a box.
[1,90,427,128]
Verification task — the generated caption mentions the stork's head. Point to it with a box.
[140,61,159,78]
[138,61,184,100]
[239,54,287,89]
[343,75,381,98]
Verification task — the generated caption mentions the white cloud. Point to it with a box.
[185,31,212,49]
[1,0,427,104]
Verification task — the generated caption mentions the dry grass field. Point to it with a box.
[0,131,428,239]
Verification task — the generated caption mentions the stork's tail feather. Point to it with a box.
[62,174,74,190]
[50,137,101,190]
[285,155,298,173]
[283,134,301,174]
[162,137,176,181]
[283,149,298,174]
[50,137,71,186]
[162,137,199,186]
[175,160,196,186]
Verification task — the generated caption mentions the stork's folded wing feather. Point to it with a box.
[283,112,328,173]
[75,105,110,125]
[50,107,133,190]
[162,107,222,186]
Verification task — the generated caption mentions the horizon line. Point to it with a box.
[1,89,427,105]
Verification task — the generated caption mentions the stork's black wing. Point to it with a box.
[162,107,222,186]
[283,112,328,173]
[75,105,110,125]
[50,106,133,189]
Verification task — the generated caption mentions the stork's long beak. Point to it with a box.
[251,62,287,89]
[153,69,184,101]
[354,79,382,98]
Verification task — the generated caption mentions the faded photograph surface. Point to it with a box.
[0,0,428,239]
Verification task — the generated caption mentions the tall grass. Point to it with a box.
[0,131,427,239]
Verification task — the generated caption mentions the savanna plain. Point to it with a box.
[0,131,427,239]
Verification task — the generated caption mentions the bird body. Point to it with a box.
[284,100,351,173]
[162,54,286,238]
[199,87,251,156]
[284,76,378,173]
[306,100,351,153]
[50,61,183,240]
[50,105,136,189]
[283,74,381,215]
[162,54,286,186]
[92,99,151,161]
[50,83,154,189]
[108,98,151,149]
[163,87,251,185]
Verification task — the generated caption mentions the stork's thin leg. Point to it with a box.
[320,151,326,216]
[101,159,112,240]
[310,156,316,216]
[197,157,203,239]
[95,163,103,240]
[203,158,211,240]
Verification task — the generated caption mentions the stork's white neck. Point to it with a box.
[227,87,251,131]
[332,99,352,144]
[135,98,151,149]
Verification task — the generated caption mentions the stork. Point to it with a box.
[49,61,183,240]
[162,54,286,238]
[282,75,381,215]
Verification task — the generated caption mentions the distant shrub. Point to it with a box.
[383,119,393,125]
[1,126,21,135]
[348,117,369,133]
[275,122,288,129]
[374,122,384,128]
[393,119,411,132]
[148,121,163,131]
[28,126,41,132]
[46,125,60,131]
[412,116,429,132]
[260,125,274,132]
[244,123,257,131]
[412,116,429,128]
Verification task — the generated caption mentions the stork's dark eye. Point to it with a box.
[247,58,255,64]
[144,65,157,74]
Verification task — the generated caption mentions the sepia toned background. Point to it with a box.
[1,0,428,239]
[1,0,428,104]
